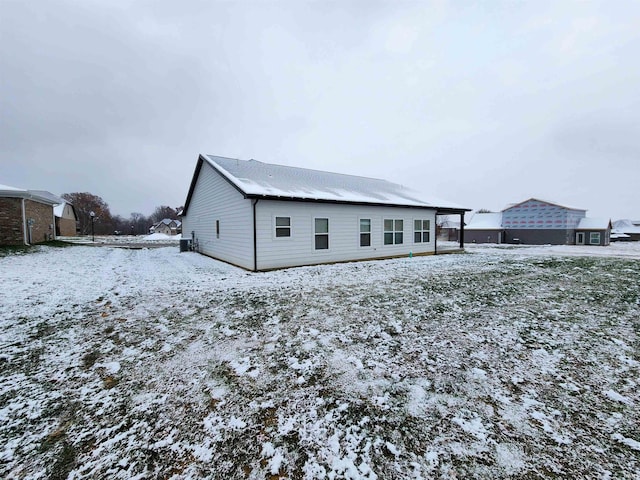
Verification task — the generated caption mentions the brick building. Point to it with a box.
[30,190,78,236]
[0,184,58,245]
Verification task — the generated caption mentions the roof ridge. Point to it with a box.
[204,154,398,186]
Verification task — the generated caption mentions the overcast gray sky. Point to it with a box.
[2,0,639,220]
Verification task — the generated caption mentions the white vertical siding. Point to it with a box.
[255,200,436,270]
[181,163,254,269]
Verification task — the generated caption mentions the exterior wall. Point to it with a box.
[57,204,77,236]
[0,197,25,245]
[24,199,55,243]
[502,200,585,231]
[154,223,173,235]
[503,228,573,245]
[465,230,502,244]
[182,162,254,269]
[576,230,610,246]
[255,200,436,270]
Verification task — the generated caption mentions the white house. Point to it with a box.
[181,155,469,271]
[150,218,182,235]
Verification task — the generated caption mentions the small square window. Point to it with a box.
[275,217,291,237]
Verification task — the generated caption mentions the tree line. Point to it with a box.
[61,192,182,236]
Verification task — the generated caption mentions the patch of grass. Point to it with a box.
[82,350,100,369]
[0,240,74,257]
[48,440,77,480]
[42,240,75,248]
[0,244,32,256]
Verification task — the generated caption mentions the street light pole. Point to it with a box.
[90,211,95,242]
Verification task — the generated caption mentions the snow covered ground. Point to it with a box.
[1,243,639,479]
[60,234,179,246]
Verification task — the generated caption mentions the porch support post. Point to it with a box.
[459,212,465,249]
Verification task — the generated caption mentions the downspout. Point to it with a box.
[21,198,29,245]
[434,214,438,255]
[52,206,57,240]
[252,199,259,272]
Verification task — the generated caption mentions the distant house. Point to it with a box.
[150,218,182,235]
[30,191,78,236]
[464,198,610,245]
[465,212,504,244]
[612,219,640,242]
[437,218,461,241]
[0,184,58,245]
[181,155,469,271]
[575,218,611,246]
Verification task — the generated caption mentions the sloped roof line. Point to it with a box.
[0,185,60,205]
[198,155,469,212]
[465,212,503,230]
[576,218,612,230]
[502,197,586,212]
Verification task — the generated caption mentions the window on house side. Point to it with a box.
[590,232,600,245]
[384,219,403,245]
[315,218,329,250]
[275,217,291,237]
[216,220,220,238]
[414,219,430,243]
[360,218,371,247]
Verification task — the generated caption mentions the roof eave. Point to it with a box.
[246,193,470,212]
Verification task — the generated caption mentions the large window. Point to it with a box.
[315,218,329,250]
[590,232,601,245]
[275,217,291,237]
[414,219,430,243]
[384,219,403,245]
[360,218,371,247]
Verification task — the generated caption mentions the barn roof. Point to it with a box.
[184,155,469,214]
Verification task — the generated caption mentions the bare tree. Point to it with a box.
[129,212,149,235]
[61,192,113,235]
[150,206,178,224]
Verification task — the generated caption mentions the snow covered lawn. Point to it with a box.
[1,244,639,479]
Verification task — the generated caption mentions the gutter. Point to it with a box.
[252,199,259,272]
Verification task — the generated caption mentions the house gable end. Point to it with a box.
[183,155,248,215]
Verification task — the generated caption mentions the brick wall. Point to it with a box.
[0,197,25,245]
[24,199,55,244]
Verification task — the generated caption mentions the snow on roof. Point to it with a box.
[155,218,182,227]
[439,220,460,229]
[0,183,26,192]
[577,218,611,230]
[203,155,469,211]
[0,185,60,205]
[612,219,640,234]
[465,212,503,230]
[503,198,586,212]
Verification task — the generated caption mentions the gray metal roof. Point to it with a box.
[202,155,468,211]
